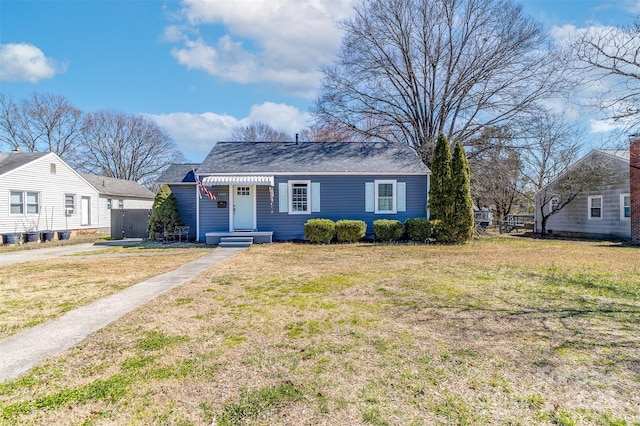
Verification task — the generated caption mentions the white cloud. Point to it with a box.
[0,43,64,83]
[589,118,622,133]
[622,0,640,14]
[165,0,354,98]
[243,102,312,134]
[148,102,312,160]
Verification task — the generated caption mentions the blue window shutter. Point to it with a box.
[311,182,320,212]
[397,182,406,212]
[365,182,374,212]
[279,182,288,213]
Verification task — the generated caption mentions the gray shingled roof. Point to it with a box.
[198,142,429,175]
[82,174,155,199]
[155,163,199,184]
[0,152,50,177]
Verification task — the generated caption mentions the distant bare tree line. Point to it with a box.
[0,92,184,186]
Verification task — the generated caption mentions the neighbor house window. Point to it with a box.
[375,180,397,213]
[9,191,39,215]
[588,195,602,219]
[50,163,56,174]
[118,199,124,209]
[107,198,112,209]
[26,192,39,214]
[65,194,75,215]
[289,181,310,214]
[548,196,559,214]
[620,194,631,220]
[10,191,23,214]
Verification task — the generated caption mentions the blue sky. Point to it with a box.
[1,0,638,161]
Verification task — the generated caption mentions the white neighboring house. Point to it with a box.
[81,174,155,234]
[0,151,99,236]
[534,149,631,240]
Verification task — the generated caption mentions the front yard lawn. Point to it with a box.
[1,237,638,425]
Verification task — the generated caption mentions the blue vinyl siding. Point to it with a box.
[171,184,230,241]
[177,175,428,242]
[169,185,197,234]
[257,175,428,241]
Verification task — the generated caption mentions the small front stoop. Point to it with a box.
[219,236,254,248]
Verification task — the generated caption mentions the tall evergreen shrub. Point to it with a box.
[451,141,474,242]
[428,133,454,241]
[147,185,182,240]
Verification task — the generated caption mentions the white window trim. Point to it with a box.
[288,180,311,214]
[375,179,397,214]
[588,195,603,220]
[26,191,40,215]
[65,194,76,216]
[9,190,24,215]
[620,193,631,221]
[9,190,40,216]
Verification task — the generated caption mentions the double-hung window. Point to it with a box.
[279,180,320,214]
[26,192,39,214]
[366,180,406,214]
[588,195,603,219]
[10,191,24,214]
[620,194,631,220]
[376,180,396,213]
[9,191,39,215]
[289,181,310,214]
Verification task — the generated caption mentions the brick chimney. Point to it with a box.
[631,136,640,245]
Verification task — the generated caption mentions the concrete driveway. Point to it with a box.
[0,238,143,266]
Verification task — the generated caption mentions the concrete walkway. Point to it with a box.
[0,238,143,266]
[0,247,244,382]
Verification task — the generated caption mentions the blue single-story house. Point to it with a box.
[157,141,430,243]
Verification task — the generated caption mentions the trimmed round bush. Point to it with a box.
[373,219,404,242]
[335,219,367,243]
[405,218,432,242]
[304,219,335,244]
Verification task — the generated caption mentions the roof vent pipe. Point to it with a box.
[295,133,299,144]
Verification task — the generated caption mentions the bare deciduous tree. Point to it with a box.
[469,128,525,220]
[573,21,640,131]
[515,110,614,235]
[314,0,568,164]
[79,110,183,186]
[230,122,292,142]
[0,92,83,160]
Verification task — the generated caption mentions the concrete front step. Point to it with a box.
[218,236,253,248]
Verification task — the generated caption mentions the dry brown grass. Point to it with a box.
[0,236,638,425]
[0,246,213,339]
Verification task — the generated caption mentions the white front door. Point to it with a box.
[81,196,90,225]
[232,186,254,230]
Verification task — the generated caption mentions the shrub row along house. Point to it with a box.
[157,141,430,243]
[0,151,154,242]
[534,137,640,244]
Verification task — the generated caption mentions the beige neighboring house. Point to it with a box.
[81,174,155,234]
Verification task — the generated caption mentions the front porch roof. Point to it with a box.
[202,175,274,186]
